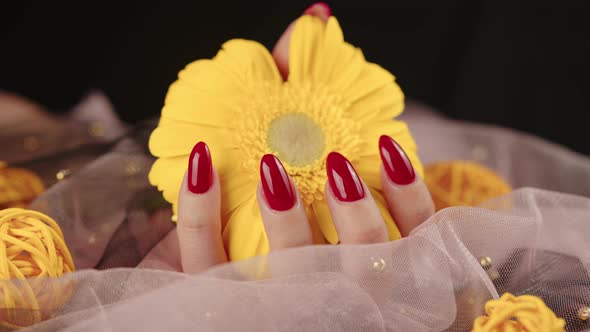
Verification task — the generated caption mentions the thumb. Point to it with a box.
[272,2,332,80]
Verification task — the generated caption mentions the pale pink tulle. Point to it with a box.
[3,97,589,331]
[16,188,590,331]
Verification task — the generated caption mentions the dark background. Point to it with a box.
[1,1,589,155]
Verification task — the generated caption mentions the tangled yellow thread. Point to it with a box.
[424,161,511,211]
[0,162,45,209]
[472,293,565,332]
[0,208,75,328]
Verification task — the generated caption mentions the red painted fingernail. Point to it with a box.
[187,141,213,194]
[379,135,416,185]
[326,152,365,202]
[304,2,332,18]
[260,154,296,211]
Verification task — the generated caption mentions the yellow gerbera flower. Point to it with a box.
[149,15,423,261]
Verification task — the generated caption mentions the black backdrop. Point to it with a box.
[2,1,589,154]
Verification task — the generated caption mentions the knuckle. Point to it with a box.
[178,211,219,234]
[267,223,313,249]
[412,201,435,223]
[346,224,387,244]
[270,234,310,250]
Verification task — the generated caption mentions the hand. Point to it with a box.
[174,3,435,274]
[177,136,434,273]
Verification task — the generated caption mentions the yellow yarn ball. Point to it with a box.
[424,161,511,211]
[0,162,45,209]
[472,293,565,332]
[0,208,75,329]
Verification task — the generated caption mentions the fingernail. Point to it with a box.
[188,141,213,194]
[260,154,296,211]
[379,135,416,185]
[326,152,365,202]
[303,2,332,18]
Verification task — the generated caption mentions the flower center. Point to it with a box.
[235,81,361,206]
[267,113,325,167]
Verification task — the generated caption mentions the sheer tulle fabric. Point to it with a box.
[2,98,589,331]
[11,189,590,331]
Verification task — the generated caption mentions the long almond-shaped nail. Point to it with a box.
[188,141,213,194]
[326,152,365,202]
[260,154,296,211]
[379,135,416,185]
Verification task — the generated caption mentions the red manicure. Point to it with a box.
[187,141,213,194]
[379,135,416,185]
[260,154,296,211]
[303,2,332,18]
[326,152,365,202]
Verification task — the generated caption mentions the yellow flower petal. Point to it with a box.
[343,63,399,105]
[304,205,329,245]
[353,156,382,190]
[219,172,257,221]
[289,16,359,85]
[175,59,245,101]
[149,119,235,158]
[176,40,281,99]
[313,16,345,83]
[370,187,402,241]
[214,39,282,86]
[357,120,423,177]
[148,157,185,215]
[311,199,338,244]
[149,14,421,261]
[358,120,414,152]
[290,16,382,103]
[256,227,270,255]
[156,38,282,145]
[162,80,237,127]
[222,195,264,261]
[288,15,323,84]
[346,72,405,123]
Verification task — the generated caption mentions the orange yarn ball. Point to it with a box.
[0,208,75,329]
[424,161,511,211]
[0,162,45,209]
[472,293,565,332]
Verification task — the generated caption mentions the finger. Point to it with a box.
[325,152,389,244]
[379,135,435,237]
[140,228,182,272]
[272,2,332,80]
[177,142,227,274]
[257,154,313,250]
